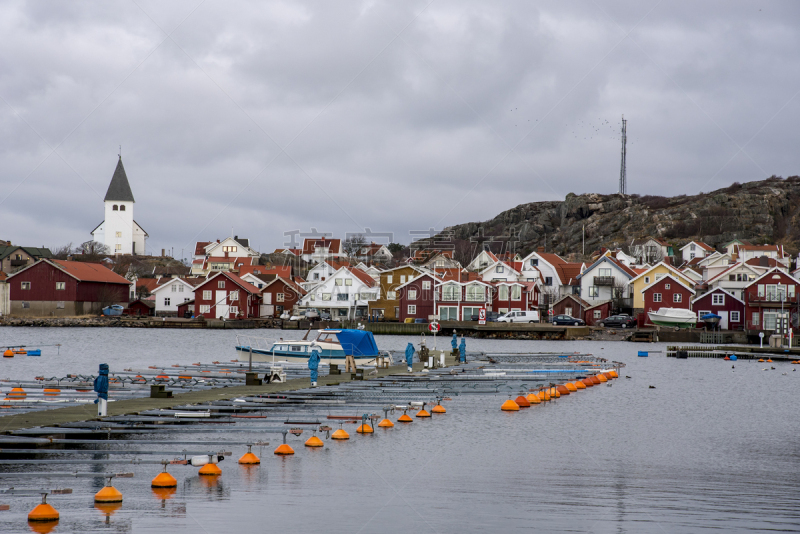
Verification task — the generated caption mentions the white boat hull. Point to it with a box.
[647,308,697,329]
[234,347,379,365]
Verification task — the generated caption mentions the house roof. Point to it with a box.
[136,278,165,292]
[151,277,196,293]
[302,237,341,255]
[0,271,7,281]
[7,259,132,284]
[0,246,53,261]
[691,287,744,304]
[631,237,669,247]
[347,267,377,287]
[273,248,301,256]
[744,266,800,288]
[640,273,696,295]
[260,276,307,296]
[556,263,584,285]
[553,294,590,309]
[195,242,212,256]
[203,271,261,294]
[679,241,715,252]
[104,157,135,202]
[585,299,613,311]
[705,262,756,285]
[577,256,636,280]
[740,244,784,253]
[628,261,692,285]
[744,257,784,268]
[238,264,291,278]
[129,298,155,309]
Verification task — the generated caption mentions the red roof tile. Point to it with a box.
[347,267,376,287]
[195,241,212,256]
[302,238,341,255]
[52,260,130,284]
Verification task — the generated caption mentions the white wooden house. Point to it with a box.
[678,241,715,263]
[297,267,377,319]
[575,256,636,304]
[150,277,196,315]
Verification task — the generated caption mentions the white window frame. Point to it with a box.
[230,305,239,315]
[218,280,225,289]
[498,286,508,300]
[664,283,671,290]
[345,279,352,286]
[203,290,212,300]
[335,279,343,286]
[55,282,65,290]
[387,290,397,300]
[386,275,393,283]
[229,291,239,301]
[164,297,171,306]
[422,280,430,290]
[21,282,31,290]
[653,293,662,303]
[408,290,417,300]
[276,293,284,302]
[711,293,724,305]
[407,305,416,315]
[673,293,682,303]
[200,305,210,313]
[511,285,521,301]
[730,311,740,322]
[593,310,602,319]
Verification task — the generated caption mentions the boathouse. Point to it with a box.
[691,288,745,330]
[640,274,695,326]
[259,276,306,318]
[193,272,261,320]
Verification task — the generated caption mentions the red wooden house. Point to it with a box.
[640,274,695,326]
[551,295,589,321]
[584,300,613,326]
[259,277,306,318]
[193,272,261,319]
[176,299,194,318]
[743,267,800,333]
[691,288,745,330]
[490,281,539,315]
[7,259,130,316]
[127,298,155,316]
[397,272,437,322]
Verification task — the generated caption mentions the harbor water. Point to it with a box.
[0,327,798,533]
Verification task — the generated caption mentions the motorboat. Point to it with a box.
[647,308,698,329]
[234,329,389,365]
[102,304,125,316]
[700,313,721,329]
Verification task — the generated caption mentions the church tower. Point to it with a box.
[91,157,148,255]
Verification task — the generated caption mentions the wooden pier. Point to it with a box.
[666,345,800,361]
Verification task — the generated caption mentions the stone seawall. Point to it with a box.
[0,316,143,327]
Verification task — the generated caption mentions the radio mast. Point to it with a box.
[619,115,627,195]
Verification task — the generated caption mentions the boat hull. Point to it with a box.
[647,314,697,329]
[234,346,379,365]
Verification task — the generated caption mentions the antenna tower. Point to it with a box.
[619,115,627,195]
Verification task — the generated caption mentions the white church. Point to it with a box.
[91,157,148,255]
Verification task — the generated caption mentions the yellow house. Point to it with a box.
[368,265,425,320]
[628,262,695,310]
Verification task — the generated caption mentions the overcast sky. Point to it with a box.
[1,1,798,259]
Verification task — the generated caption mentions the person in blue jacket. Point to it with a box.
[459,336,466,363]
[93,363,109,416]
[405,343,415,373]
[308,344,321,387]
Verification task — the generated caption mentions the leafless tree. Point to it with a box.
[452,239,476,270]
[342,234,367,261]
[78,240,110,261]
[627,243,664,265]
[51,243,73,259]
[611,279,630,314]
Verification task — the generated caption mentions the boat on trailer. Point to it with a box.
[235,329,390,365]
[647,308,698,329]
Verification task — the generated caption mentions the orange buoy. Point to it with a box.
[2,349,13,358]
[305,435,324,447]
[274,444,295,455]
[589,376,601,385]
[575,380,586,389]
[543,390,551,401]
[416,409,431,418]
[556,385,570,395]
[550,387,560,398]
[758,359,765,362]
[398,414,413,423]
[238,447,261,464]
[608,370,619,378]
[766,359,773,363]
[8,387,26,398]
[525,393,541,404]
[357,423,374,433]
[582,378,594,387]
[331,428,350,439]
[597,374,608,383]
[565,382,578,392]
[501,399,520,411]
[515,395,530,407]
[94,485,123,503]
[43,388,60,396]
[151,471,178,487]
[199,462,222,475]
[378,418,394,427]
[28,502,59,523]
[431,405,446,414]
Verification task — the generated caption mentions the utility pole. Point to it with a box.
[619,115,627,195]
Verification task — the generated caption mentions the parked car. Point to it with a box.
[470,311,501,322]
[319,312,332,321]
[497,310,540,323]
[599,314,637,328]
[552,314,585,326]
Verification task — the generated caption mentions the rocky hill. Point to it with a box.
[443,176,800,262]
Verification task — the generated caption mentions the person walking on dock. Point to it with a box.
[93,363,109,417]
[405,342,415,373]
[451,333,458,360]
[308,344,321,387]
[459,336,466,364]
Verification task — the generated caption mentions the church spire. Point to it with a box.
[104,156,135,202]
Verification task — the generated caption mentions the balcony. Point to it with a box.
[10,259,28,267]
[748,294,799,307]
[593,276,615,286]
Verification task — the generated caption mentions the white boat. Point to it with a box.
[234,329,390,365]
[647,308,697,329]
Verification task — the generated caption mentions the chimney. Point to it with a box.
[234,235,238,241]
[759,255,769,267]
[537,247,544,253]
[161,249,165,257]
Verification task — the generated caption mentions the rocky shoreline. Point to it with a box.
[0,317,147,327]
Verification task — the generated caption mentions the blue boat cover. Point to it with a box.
[328,329,380,357]
[701,313,721,320]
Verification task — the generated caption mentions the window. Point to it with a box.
[599,268,611,277]
[690,244,696,251]
[645,276,650,284]
[229,291,239,301]
[496,265,504,273]
[665,284,670,290]
[594,310,602,319]
[387,291,397,300]
[442,284,460,301]
[653,293,662,302]
[337,293,349,301]
[345,278,352,286]
[310,294,315,301]
[400,275,406,283]
[530,259,538,267]
[729,275,736,281]
[499,286,508,300]
[164,297,171,306]
[689,253,695,259]
[730,311,740,322]
[112,205,118,211]
[544,277,552,286]
[439,307,459,320]
[565,307,572,316]
[763,312,777,330]
[222,246,237,253]
[200,305,210,313]
[752,312,759,326]
[276,293,284,302]
[408,290,417,300]
[218,281,225,289]
[21,282,30,290]
[422,281,430,290]
[757,284,765,297]
[511,285,521,300]
[115,231,122,238]
[387,275,393,283]
[697,310,711,319]
[588,286,598,297]
[179,285,184,293]
[711,294,724,305]
[230,306,238,315]
[115,244,122,251]
[655,274,664,281]
[21,302,30,309]
[184,298,190,303]
[465,284,484,301]
[322,293,331,301]
[408,305,416,315]
[55,282,65,290]
[790,285,796,298]
[335,279,343,286]
[56,301,64,309]
[119,205,125,211]
[172,285,177,292]
[673,294,682,303]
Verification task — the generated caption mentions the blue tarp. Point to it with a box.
[327,329,380,357]
[701,313,721,320]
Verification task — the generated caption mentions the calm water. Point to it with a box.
[0,327,798,533]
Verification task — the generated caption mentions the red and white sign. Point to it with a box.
[478,308,486,325]
[428,322,440,333]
